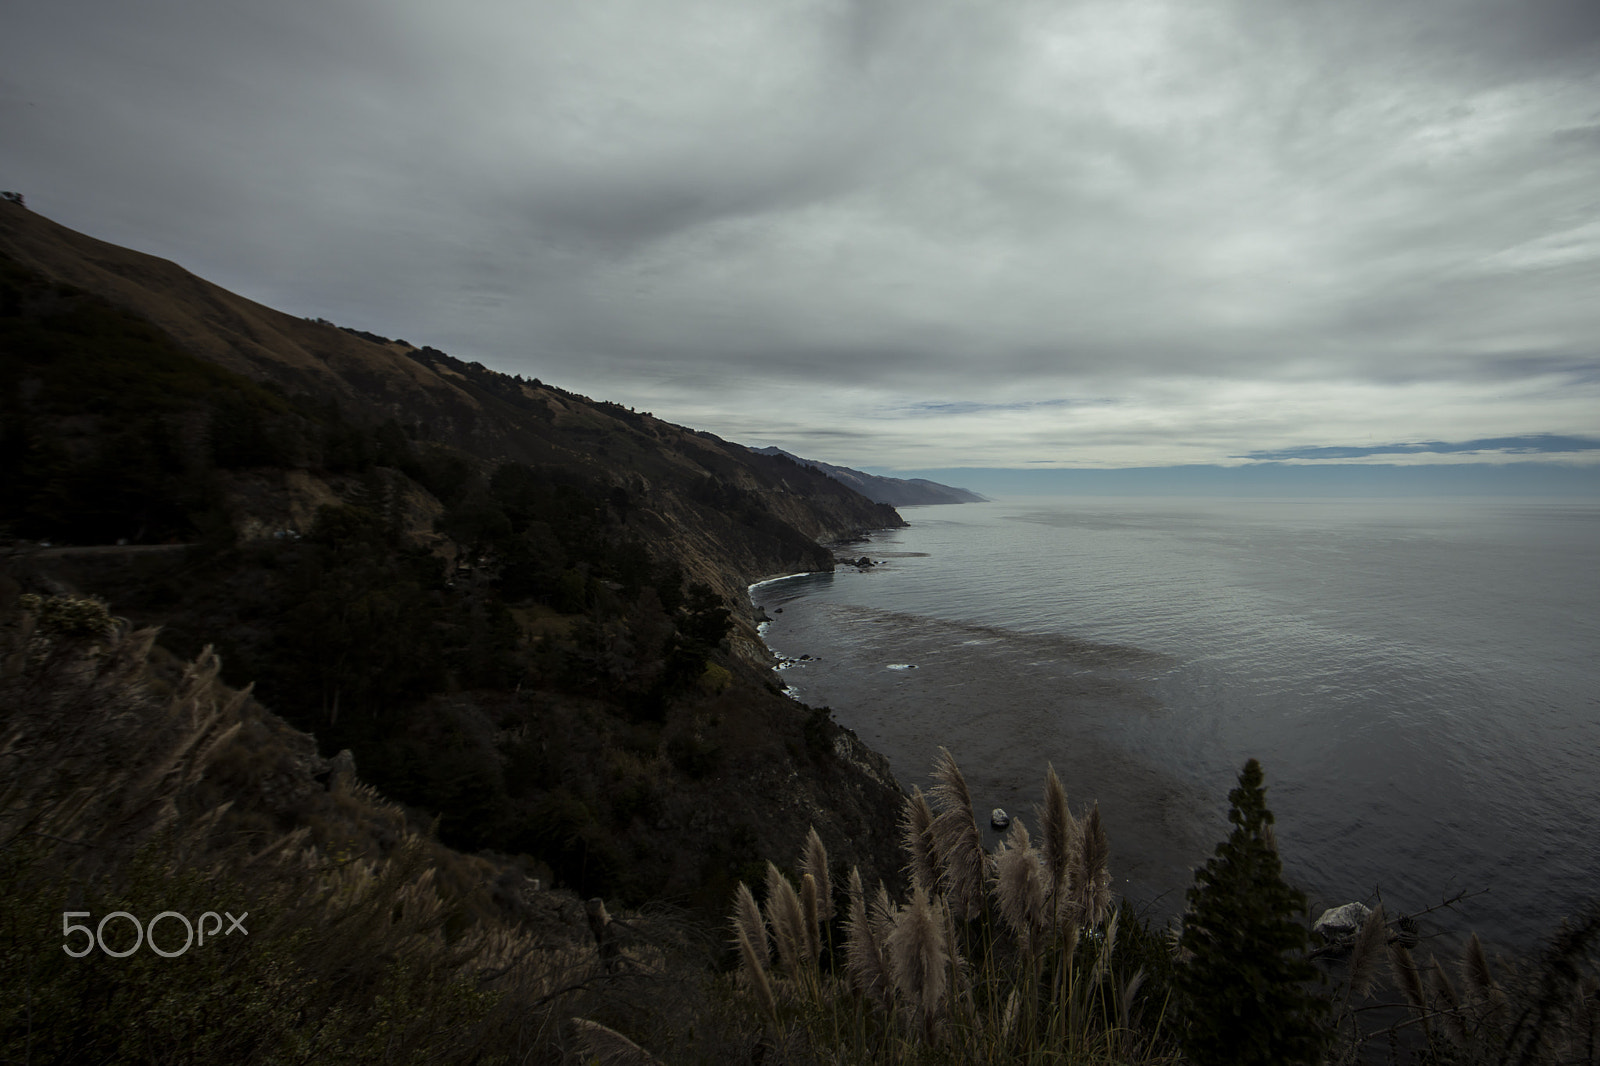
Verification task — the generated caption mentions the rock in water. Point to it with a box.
[1313,902,1373,948]
[991,808,1010,830]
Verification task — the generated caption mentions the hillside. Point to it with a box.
[752,446,988,506]
[0,197,909,911]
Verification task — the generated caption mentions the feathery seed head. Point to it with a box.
[1461,931,1497,1000]
[993,818,1048,948]
[1071,802,1112,930]
[843,866,894,1008]
[901,786,940,892]
[801,825,834,922]
[801,872,821,963]
[1389,941,1427,1013]
[734,924,778,1024]
[1347,903,1386,998]
[763,861,806,978]
[1429,956,1466,1044]
[887,884,950,1038]
[570,1018,664,1066]
[731,880,769,974]
[1040,763,1078,897]
[929,747,987,921]
[1091,907,1121,987]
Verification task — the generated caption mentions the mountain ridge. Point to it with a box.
[752,445,988,506]
[0,198,910,912]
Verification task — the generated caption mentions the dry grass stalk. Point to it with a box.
[801,873,821,964]
[731,881,770,974]
[1090,907,1121,988]
[870,881,897,957]
[940,886,970,1016]
[1460,931,1497,1001]
[887,884,951,1039]
[764,862,808,980]
[1348,903,1387,998]
[1040,764,1078,902]
[1000,988,1021,1043]
[1429,956,1467,1044]
[993,818,1048,949]
[1071,803,1112,930]
[901,786,940,892]
[735,923,778,1025]
[1118,967,1148,1034]
[570,1017,665,1066]
[929,747,987,921]
[843,867,894,1009]
[1389,940,1430,1041]
[801,825,833,922]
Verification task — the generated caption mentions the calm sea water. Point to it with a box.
[751,497,1600,949]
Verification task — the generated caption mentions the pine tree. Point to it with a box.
[1177,758,1329,1066]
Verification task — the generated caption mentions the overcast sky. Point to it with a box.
[4,0,1599,484]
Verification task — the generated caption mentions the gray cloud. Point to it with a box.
[3,0,1597,472]
[1238,435,1600,461]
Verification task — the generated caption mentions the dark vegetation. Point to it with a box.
[1177,757,1329,1065]
[0,252,895,910]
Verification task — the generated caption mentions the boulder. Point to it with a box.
[1313,902,1373,948]
[991,808,1010,830]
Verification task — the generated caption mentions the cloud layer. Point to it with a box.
[4,0,1598,471]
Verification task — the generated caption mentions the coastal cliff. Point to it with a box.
[0,199,908,909]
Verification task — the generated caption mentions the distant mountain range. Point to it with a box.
[751,447,987,506]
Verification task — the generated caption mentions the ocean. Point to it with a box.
[750,496,1600,950]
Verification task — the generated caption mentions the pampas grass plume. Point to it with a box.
[888,884,950,1038]
[844,866,894,1008]
[1347,903,1386,998]
[735,923,778,1025]
[1090,906,1120,987]
[1072,802,1112,929]
[1389,940,1427,1015]
[1461,931,1497,1000]
[902,787,940,892]
[764,862,806,979]
[732,880,769,974]
[993,818,1047,948]
[801,825,833,922]
[1430,955,1466,1044]
[929,747,986,921]
[1040,763,1078,901]
[571,1018,664,1066]
[801,872,821,964]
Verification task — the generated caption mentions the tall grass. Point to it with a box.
[0,592,717,1064]
[717,750,1182,1065]
[1327,902,1600,1065]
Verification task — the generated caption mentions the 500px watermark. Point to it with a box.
[62,911,248,958]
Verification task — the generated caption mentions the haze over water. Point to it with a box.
[752,497,1600,949]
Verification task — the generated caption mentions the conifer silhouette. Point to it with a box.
[1177,758,1329,1066]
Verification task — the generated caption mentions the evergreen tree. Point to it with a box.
[1178,758,1330,1066]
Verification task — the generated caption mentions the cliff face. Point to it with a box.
[0,200,909,910]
